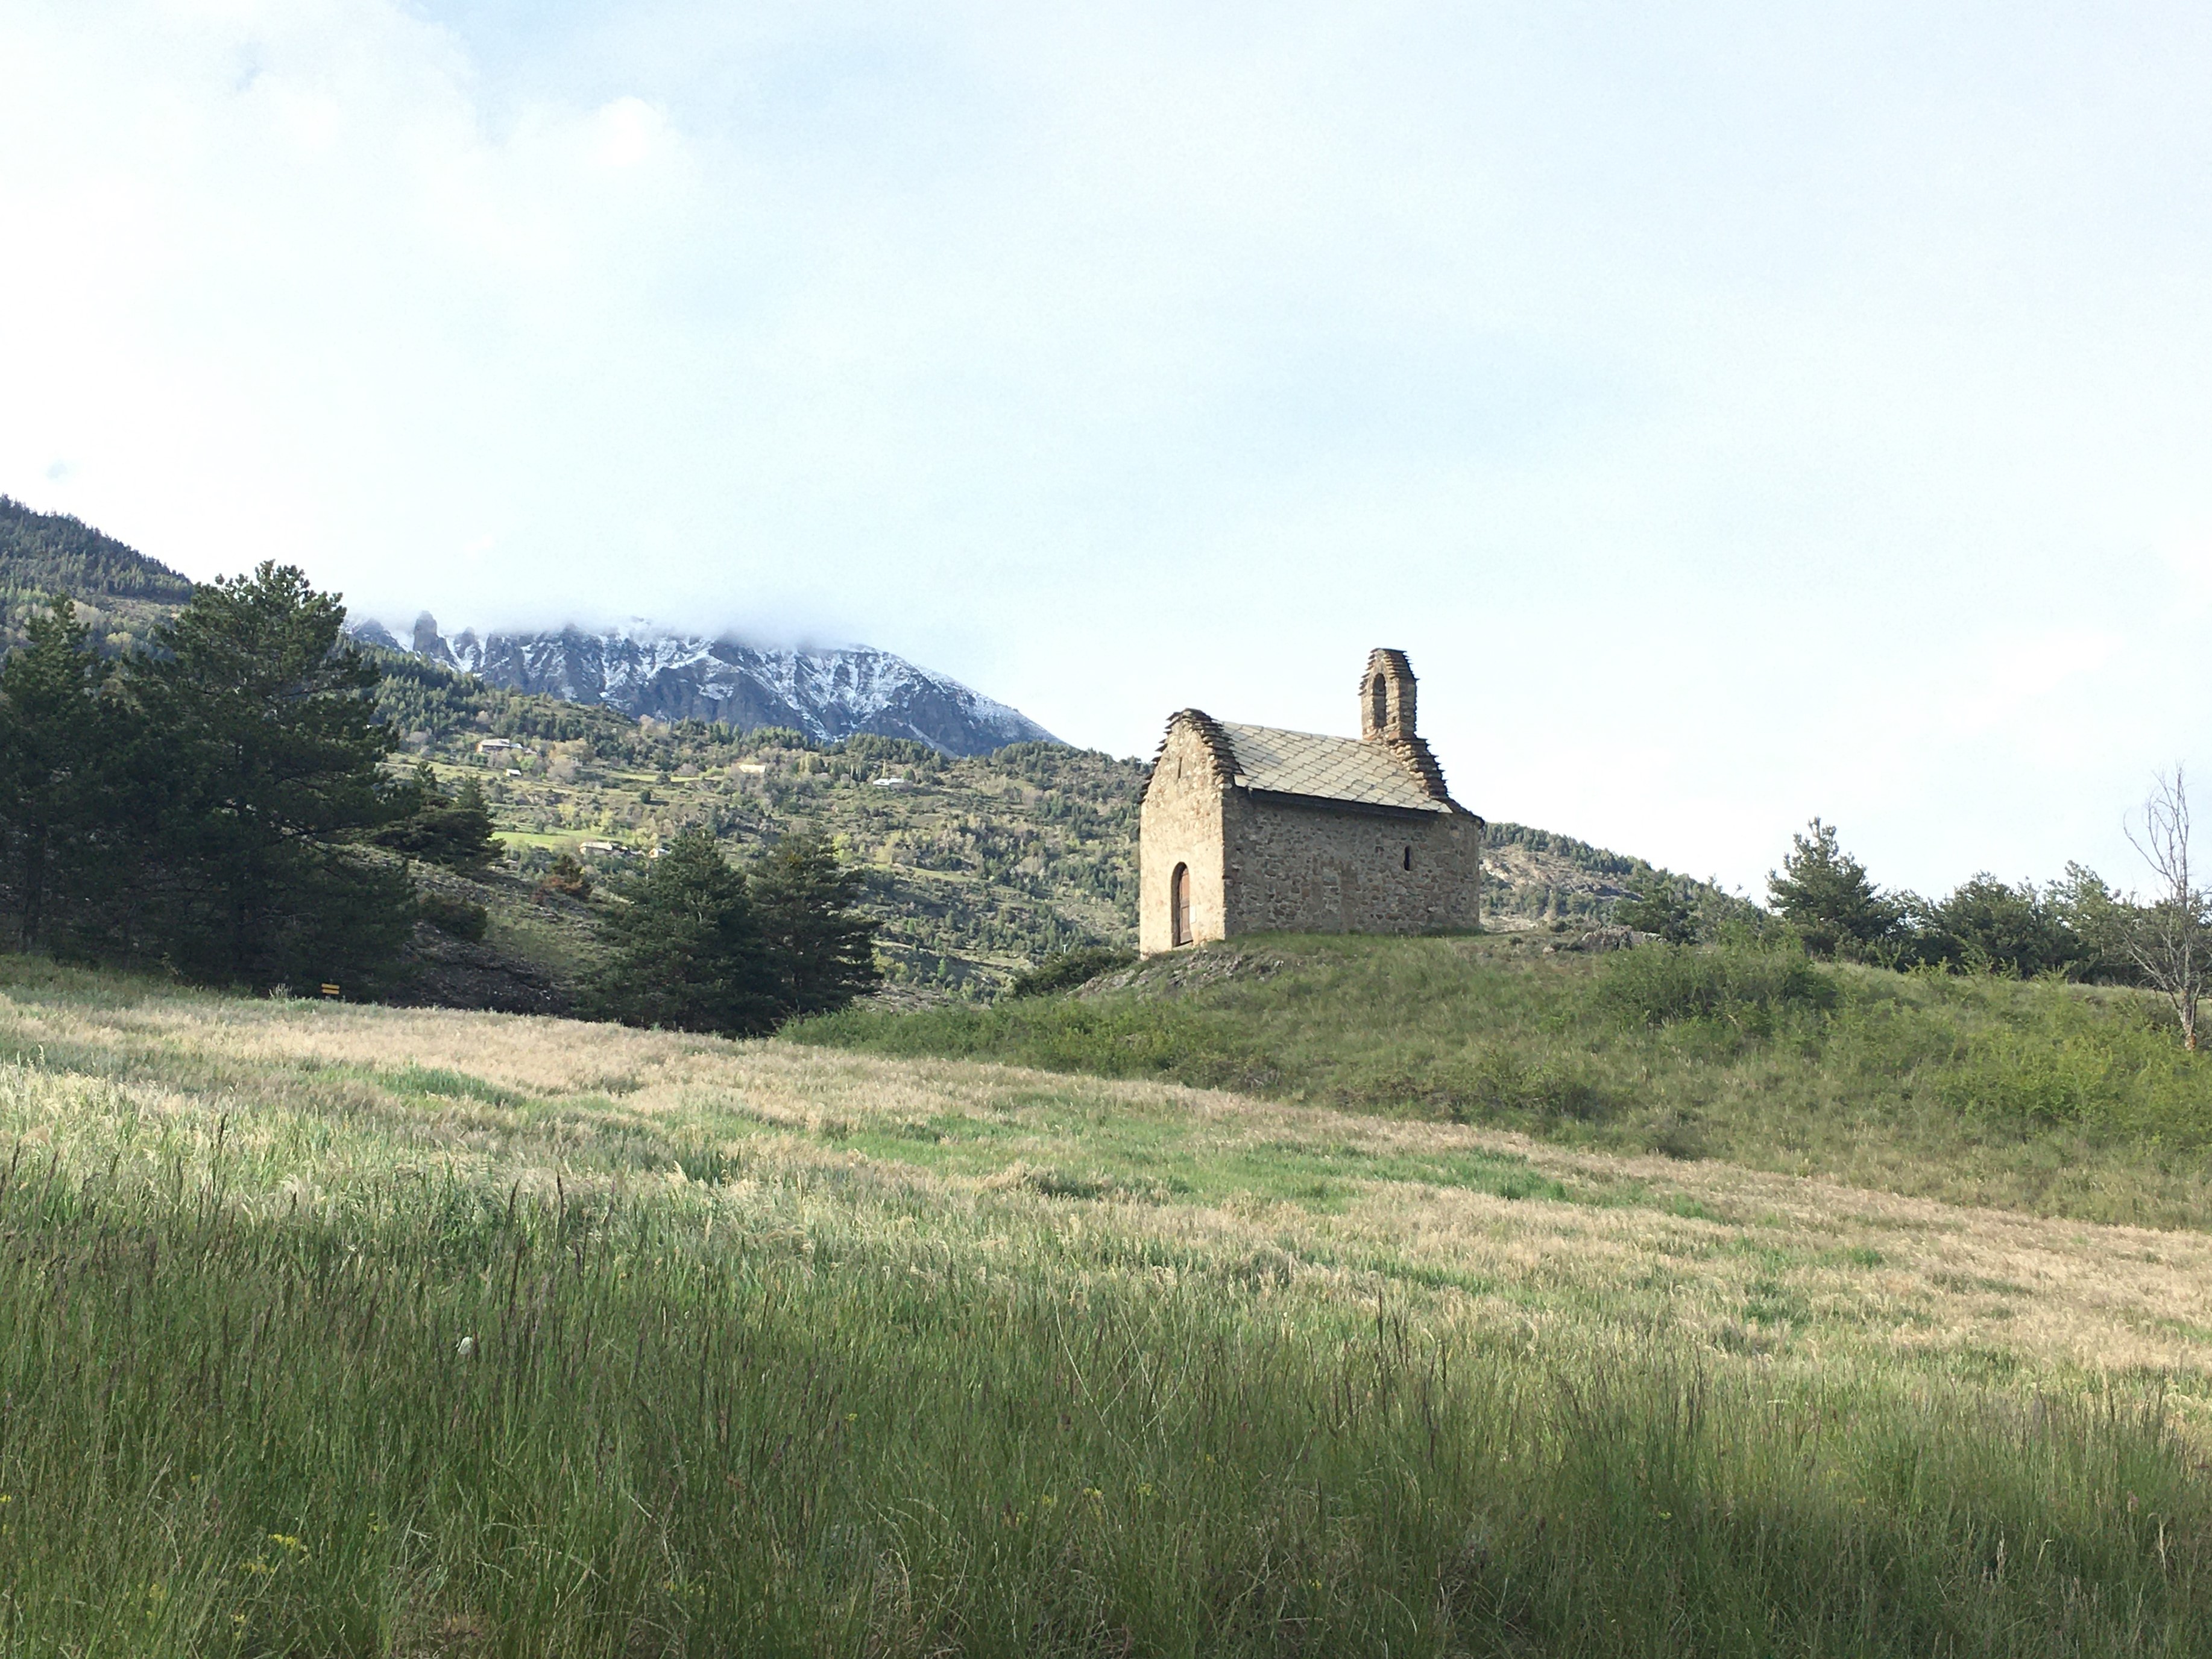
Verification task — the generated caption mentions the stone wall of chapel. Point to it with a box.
[1220,793,1483,937]
[1138,722,1230,954]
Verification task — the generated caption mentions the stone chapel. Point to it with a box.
[1138,649,1485,952]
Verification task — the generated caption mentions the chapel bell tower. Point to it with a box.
[1360,648,1417,743]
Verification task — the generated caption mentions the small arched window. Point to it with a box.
[1171,863,1193,947]
[1402,845,1412,872]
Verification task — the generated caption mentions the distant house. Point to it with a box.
[871,776,908,789]
[577,840,626,857]
[476,738,519,755]
[1138,649,1484,952]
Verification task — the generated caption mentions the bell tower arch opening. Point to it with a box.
[1359,649,1417,742]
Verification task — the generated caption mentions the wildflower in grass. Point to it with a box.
[455,1335,476,1358]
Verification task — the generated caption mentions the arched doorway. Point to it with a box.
[1171,863,1193,946]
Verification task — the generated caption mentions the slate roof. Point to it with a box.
[1215,722,1454,814]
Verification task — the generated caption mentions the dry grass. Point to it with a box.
[14,959,2212,1652]
[7,962,2211,1424]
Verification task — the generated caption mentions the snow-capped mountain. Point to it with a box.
[350,614,1058,758]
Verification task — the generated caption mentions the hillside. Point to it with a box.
[799,930,2212,1229]
[373,652,1141,990]
[0,494,192,650]
[3,953,2210,1654]
[1482,820,1744,925]
[377,651,1735,993]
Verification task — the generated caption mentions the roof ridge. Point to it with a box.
[1215,719,1361,745]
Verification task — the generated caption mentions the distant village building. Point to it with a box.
[476,738,519,756]
[1139,649,1484,952]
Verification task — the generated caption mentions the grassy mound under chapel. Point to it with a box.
[5,955,2212,1654]
[795,931,2212,1230]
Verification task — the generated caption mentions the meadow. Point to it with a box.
[798,933,2212,1230]
[2,952,2212,1653]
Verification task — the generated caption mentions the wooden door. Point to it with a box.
[1171,863,1192,946]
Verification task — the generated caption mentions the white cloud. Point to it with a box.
[587,96,665,171]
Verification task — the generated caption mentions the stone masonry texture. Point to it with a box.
[1139,650,1483,953]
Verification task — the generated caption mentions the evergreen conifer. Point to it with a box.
[589,830,780,1034]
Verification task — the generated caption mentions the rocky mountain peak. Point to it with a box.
[350,616,1057,758]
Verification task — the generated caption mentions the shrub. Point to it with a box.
[535,852,591,901]
[1010,946,1138,998]
[418,891,488,942]
[1934,993,2212,1141]
[1451,1048,1612,1124]
[1594,942,1836,1033]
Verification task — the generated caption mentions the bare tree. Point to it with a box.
[2124,766,2209,1050]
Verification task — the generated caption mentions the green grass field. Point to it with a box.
[798,933,2212,1230]
[7,949,2212,1654]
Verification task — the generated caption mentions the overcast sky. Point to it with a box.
[4,1,2210,899]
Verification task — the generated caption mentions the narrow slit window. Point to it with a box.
[1171,863,1193,946]
[1402,846,1413,872]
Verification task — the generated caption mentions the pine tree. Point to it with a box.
[750,831,881,1017]
[1926,874,2081,977]
[0,597,116,948]
[590,830,779,1034]
[372,763,502,870]
[119,563,413,989]
[1766,819,1902,960]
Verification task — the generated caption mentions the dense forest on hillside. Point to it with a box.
[0,496,192,651]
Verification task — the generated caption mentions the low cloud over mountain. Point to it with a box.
[351,615,1057,758]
